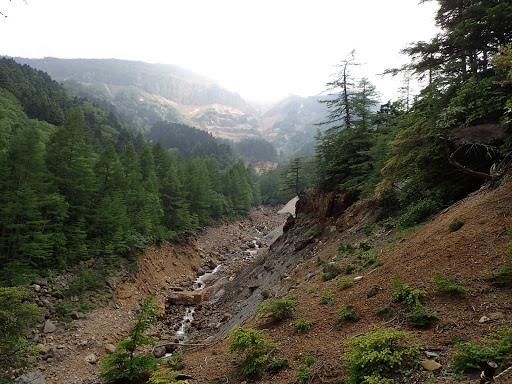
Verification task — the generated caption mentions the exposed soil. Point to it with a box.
[29,173,512,384]
[180,175,512,384]
[29,206,287,384]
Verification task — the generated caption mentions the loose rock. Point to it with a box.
[43,320,56,333]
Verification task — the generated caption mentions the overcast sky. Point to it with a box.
[1,0,439,103]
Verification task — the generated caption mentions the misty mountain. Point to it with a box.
[12,57,328,157]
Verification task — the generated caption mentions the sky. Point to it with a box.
[0,0,440,103]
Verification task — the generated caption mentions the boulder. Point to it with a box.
[69,311,86,320]
[420,360,442,371]
[167,291,202,306]
[43,320,56,333]
[153,346,167,358]
[85,353,98,364]
[16,371,46,384]
[105,343,116,354]
[33,278,48,286]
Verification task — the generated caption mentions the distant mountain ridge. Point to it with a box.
[12,57,328,155]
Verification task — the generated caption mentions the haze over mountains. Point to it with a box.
[13,57,328,156]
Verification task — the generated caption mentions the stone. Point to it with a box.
[261,289,271,298]
[105,343,116,354]
[353,276,363,282]
[33,284,41,292]
[43,320,56,333]
[85,353,98,364]
[153,346,167,358]
[16,370,46,384]
[167,291,202,306]
[479,316,491,323]
[420,360,442,371]
[425,351,439,358]
[69,311,86,320]
[33,278,48,286]
[489,312,505,320]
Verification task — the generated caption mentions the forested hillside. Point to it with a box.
[0,58,260,286]
[309,0,512,226]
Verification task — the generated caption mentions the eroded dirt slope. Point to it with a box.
[180,175,512,383]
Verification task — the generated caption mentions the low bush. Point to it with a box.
[432,271,474,293]
[338,278,354,290]
[337,304,359,324]
[337,242,356,259]
[226,327,280,378]
[321,263,341,281]
[390,276,437,327]
[448,219,464,232]
[148,368,186,384]
[294,318,313,333]
[343,328,421,384]
[297,356,316,384]
[452,326,512,373]
[320,291,333,305]
[257,295,297,321]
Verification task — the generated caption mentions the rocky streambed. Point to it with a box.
[23,205,290,384]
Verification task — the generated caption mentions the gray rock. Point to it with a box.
[69,311,85,320]
[16,370,46,384]
[33,278,48,286]
[105,343,116,354]
[153,346,167,358]
[85,353,98,364]
[167,291,202,306]
[43,320,56,333]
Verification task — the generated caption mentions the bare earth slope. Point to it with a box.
[181,175,512,383]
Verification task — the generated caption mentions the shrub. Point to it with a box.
[297,356,316,384]
[343,328,421,384]
[148,369,186,384]
[345,264,356,274]
[257,295,297,321]
[337,242,356,259]
[265,357,289,373]
[0,287,42,382]
[337,304,360,325]
[307,285,319,294]
[338,278,354,290]
[448,219,464,232]
[226,327,279,378]
[315,256,326,266]
[99,295,159,383]
[390,275,425,309]
[321,263,341,281]
[432,271,474,293]
[407,310,438,328]
[452,326,512,373]
[303,224,320,239]
[320,291,333,305]
[294,318,313,333]
[362,375,397,384]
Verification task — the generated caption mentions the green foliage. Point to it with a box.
[336,242,356,259]
[432,271,474,293]
[68,267,105,295]
[315,256,326,267]
[406,311,439,328]
[257,295,297,321]
[321,263,341,281]
[362,375,397,384]
[338,278,355,290]
[390,276,437,327]
[390,276,425,309]
[297,356,316,384]
[307,285,319,294]
[303,224,320,239]
[337,304,359,324]
[148,369,186,384]
[294,318,313,334]
[343,328,421,384]
[265,357,289,373]
[226,327,279,378]
[453,327,512,373]
[99,295,159,383]
[233,137,278,163]
[320,291,333,305]
[448,219,464,232]
[0,287,42,382]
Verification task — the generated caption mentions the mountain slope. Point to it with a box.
[181,173,512,383]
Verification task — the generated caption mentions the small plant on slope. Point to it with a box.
[432,271,474,293]
[257,294,297,321]
[297,356,316,384]
[99,295,159,383]
[226,327,280,378]
[343,328,421,384]
[294,318,313,333]
[452,326,512,373]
